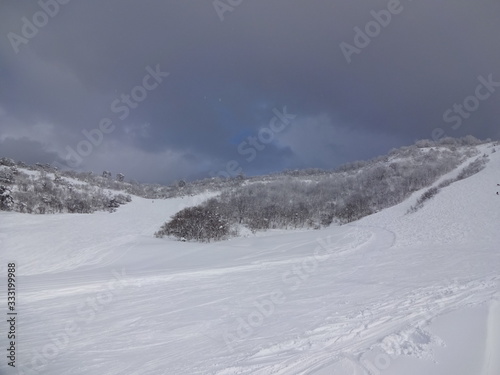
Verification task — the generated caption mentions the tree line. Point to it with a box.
[156,136,495,242]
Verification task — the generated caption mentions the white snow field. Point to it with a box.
[1,144,499,375]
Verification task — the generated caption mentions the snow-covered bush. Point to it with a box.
[0,169,14,184]
[0,185,14,210]
[437,178,454,189]
[336,193,373,223]
[155,202,230,242]
[0,158,15,167]
[456,157,488,181]
[408,187,439,213]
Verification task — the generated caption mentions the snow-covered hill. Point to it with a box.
[0,143,499,374]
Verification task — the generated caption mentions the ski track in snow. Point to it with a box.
[0,144,499,374]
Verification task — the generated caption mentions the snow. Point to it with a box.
[0,145,499,374]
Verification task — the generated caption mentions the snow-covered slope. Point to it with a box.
[0,144,499,375]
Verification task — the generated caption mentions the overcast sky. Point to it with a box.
[1,0,499,184]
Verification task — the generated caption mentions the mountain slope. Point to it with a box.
[0,143,498,375]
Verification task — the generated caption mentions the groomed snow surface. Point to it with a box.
[1,144,499,375]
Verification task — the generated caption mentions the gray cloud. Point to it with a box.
[1,0,499,183]
[0,137,62,166]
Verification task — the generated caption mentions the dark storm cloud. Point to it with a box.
[0,137,62,165]
[0,0,499,183]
